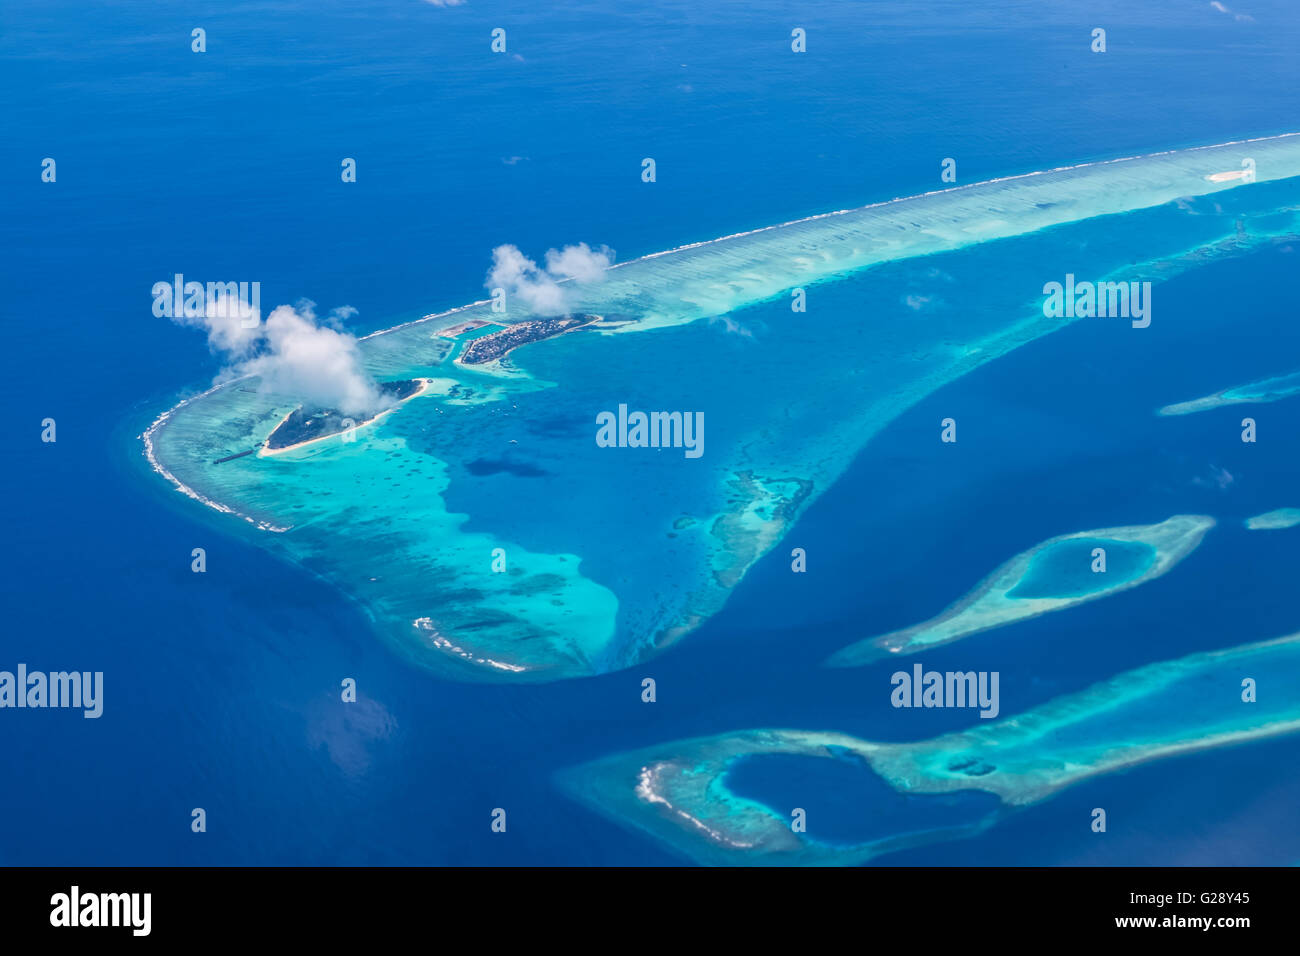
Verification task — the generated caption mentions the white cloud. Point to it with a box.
[236,304,384,417]
[486,241,614,315]
[487,245,568,315]
[174,297,385,417]
[708,314,754,338]
[544,242,614,283]
[188,292,262,357]
[1210,1,1254,21]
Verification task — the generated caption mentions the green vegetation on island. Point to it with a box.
[457,314,601,365]
[264,379,424,450]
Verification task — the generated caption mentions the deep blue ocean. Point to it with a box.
[3,0,1299,865]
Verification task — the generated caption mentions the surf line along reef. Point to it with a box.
[142,134,1300,681]
[560,633,1300,865]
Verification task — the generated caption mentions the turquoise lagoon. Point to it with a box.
[560,633,1300,865]
[1007,538,1155,599]
[144,135,1300,681]
[827,515,1212,665]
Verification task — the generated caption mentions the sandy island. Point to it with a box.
[1205,169,1252,183]
[455,314,601,366]
[258,378,436,457]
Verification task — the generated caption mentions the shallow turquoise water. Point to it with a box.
[1224,368,1300,401]
[1008,538,1156,599]
[8,0,1300,867]
[723,752,1001,846]
[147,162,1300,682]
